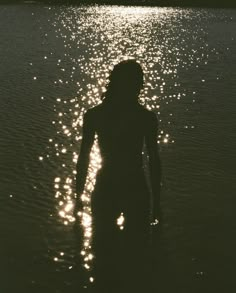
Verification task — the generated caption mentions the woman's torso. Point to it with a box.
[88,101,151,171]
[87,102,154,212]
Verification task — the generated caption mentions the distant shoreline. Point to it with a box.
[1,0,236,8]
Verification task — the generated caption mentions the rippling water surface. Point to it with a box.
[0,4,236,293]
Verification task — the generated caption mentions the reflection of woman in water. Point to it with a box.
[75,60,161,292]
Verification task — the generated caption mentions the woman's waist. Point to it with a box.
[95,167,147,188]
[97,165,144,176]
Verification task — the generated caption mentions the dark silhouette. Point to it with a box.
[75,60,161,292]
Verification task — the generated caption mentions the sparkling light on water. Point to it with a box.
[117,212,125,230]
[40,4,216,281]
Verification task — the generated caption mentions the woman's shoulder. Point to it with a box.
[85,102,157,124]
[84,103,103,117]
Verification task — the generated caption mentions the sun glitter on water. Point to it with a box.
[45,3,212,276]
[55,135,102,269]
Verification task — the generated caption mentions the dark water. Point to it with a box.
[0,4,236,293]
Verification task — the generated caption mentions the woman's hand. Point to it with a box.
[151,205,162,226]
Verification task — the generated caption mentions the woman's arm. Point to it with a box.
[145,112,162,221]
[75,110,95,212]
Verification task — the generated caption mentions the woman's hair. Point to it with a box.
[102,59,144,103]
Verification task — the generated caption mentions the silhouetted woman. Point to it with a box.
[75,60,161,292]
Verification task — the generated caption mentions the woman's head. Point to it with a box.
[103,59,144,104]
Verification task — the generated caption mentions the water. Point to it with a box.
[0,4,236,292]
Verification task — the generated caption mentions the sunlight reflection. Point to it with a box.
[54,136,101,269]
[46,3,213,281]
[117,212,125,230]
[89,277,94,283]
[163,138,168,143]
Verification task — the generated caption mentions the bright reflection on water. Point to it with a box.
[0,4,234,291]
[117,212,125,230]
[55,137,102,270]
[40,4,218,285]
